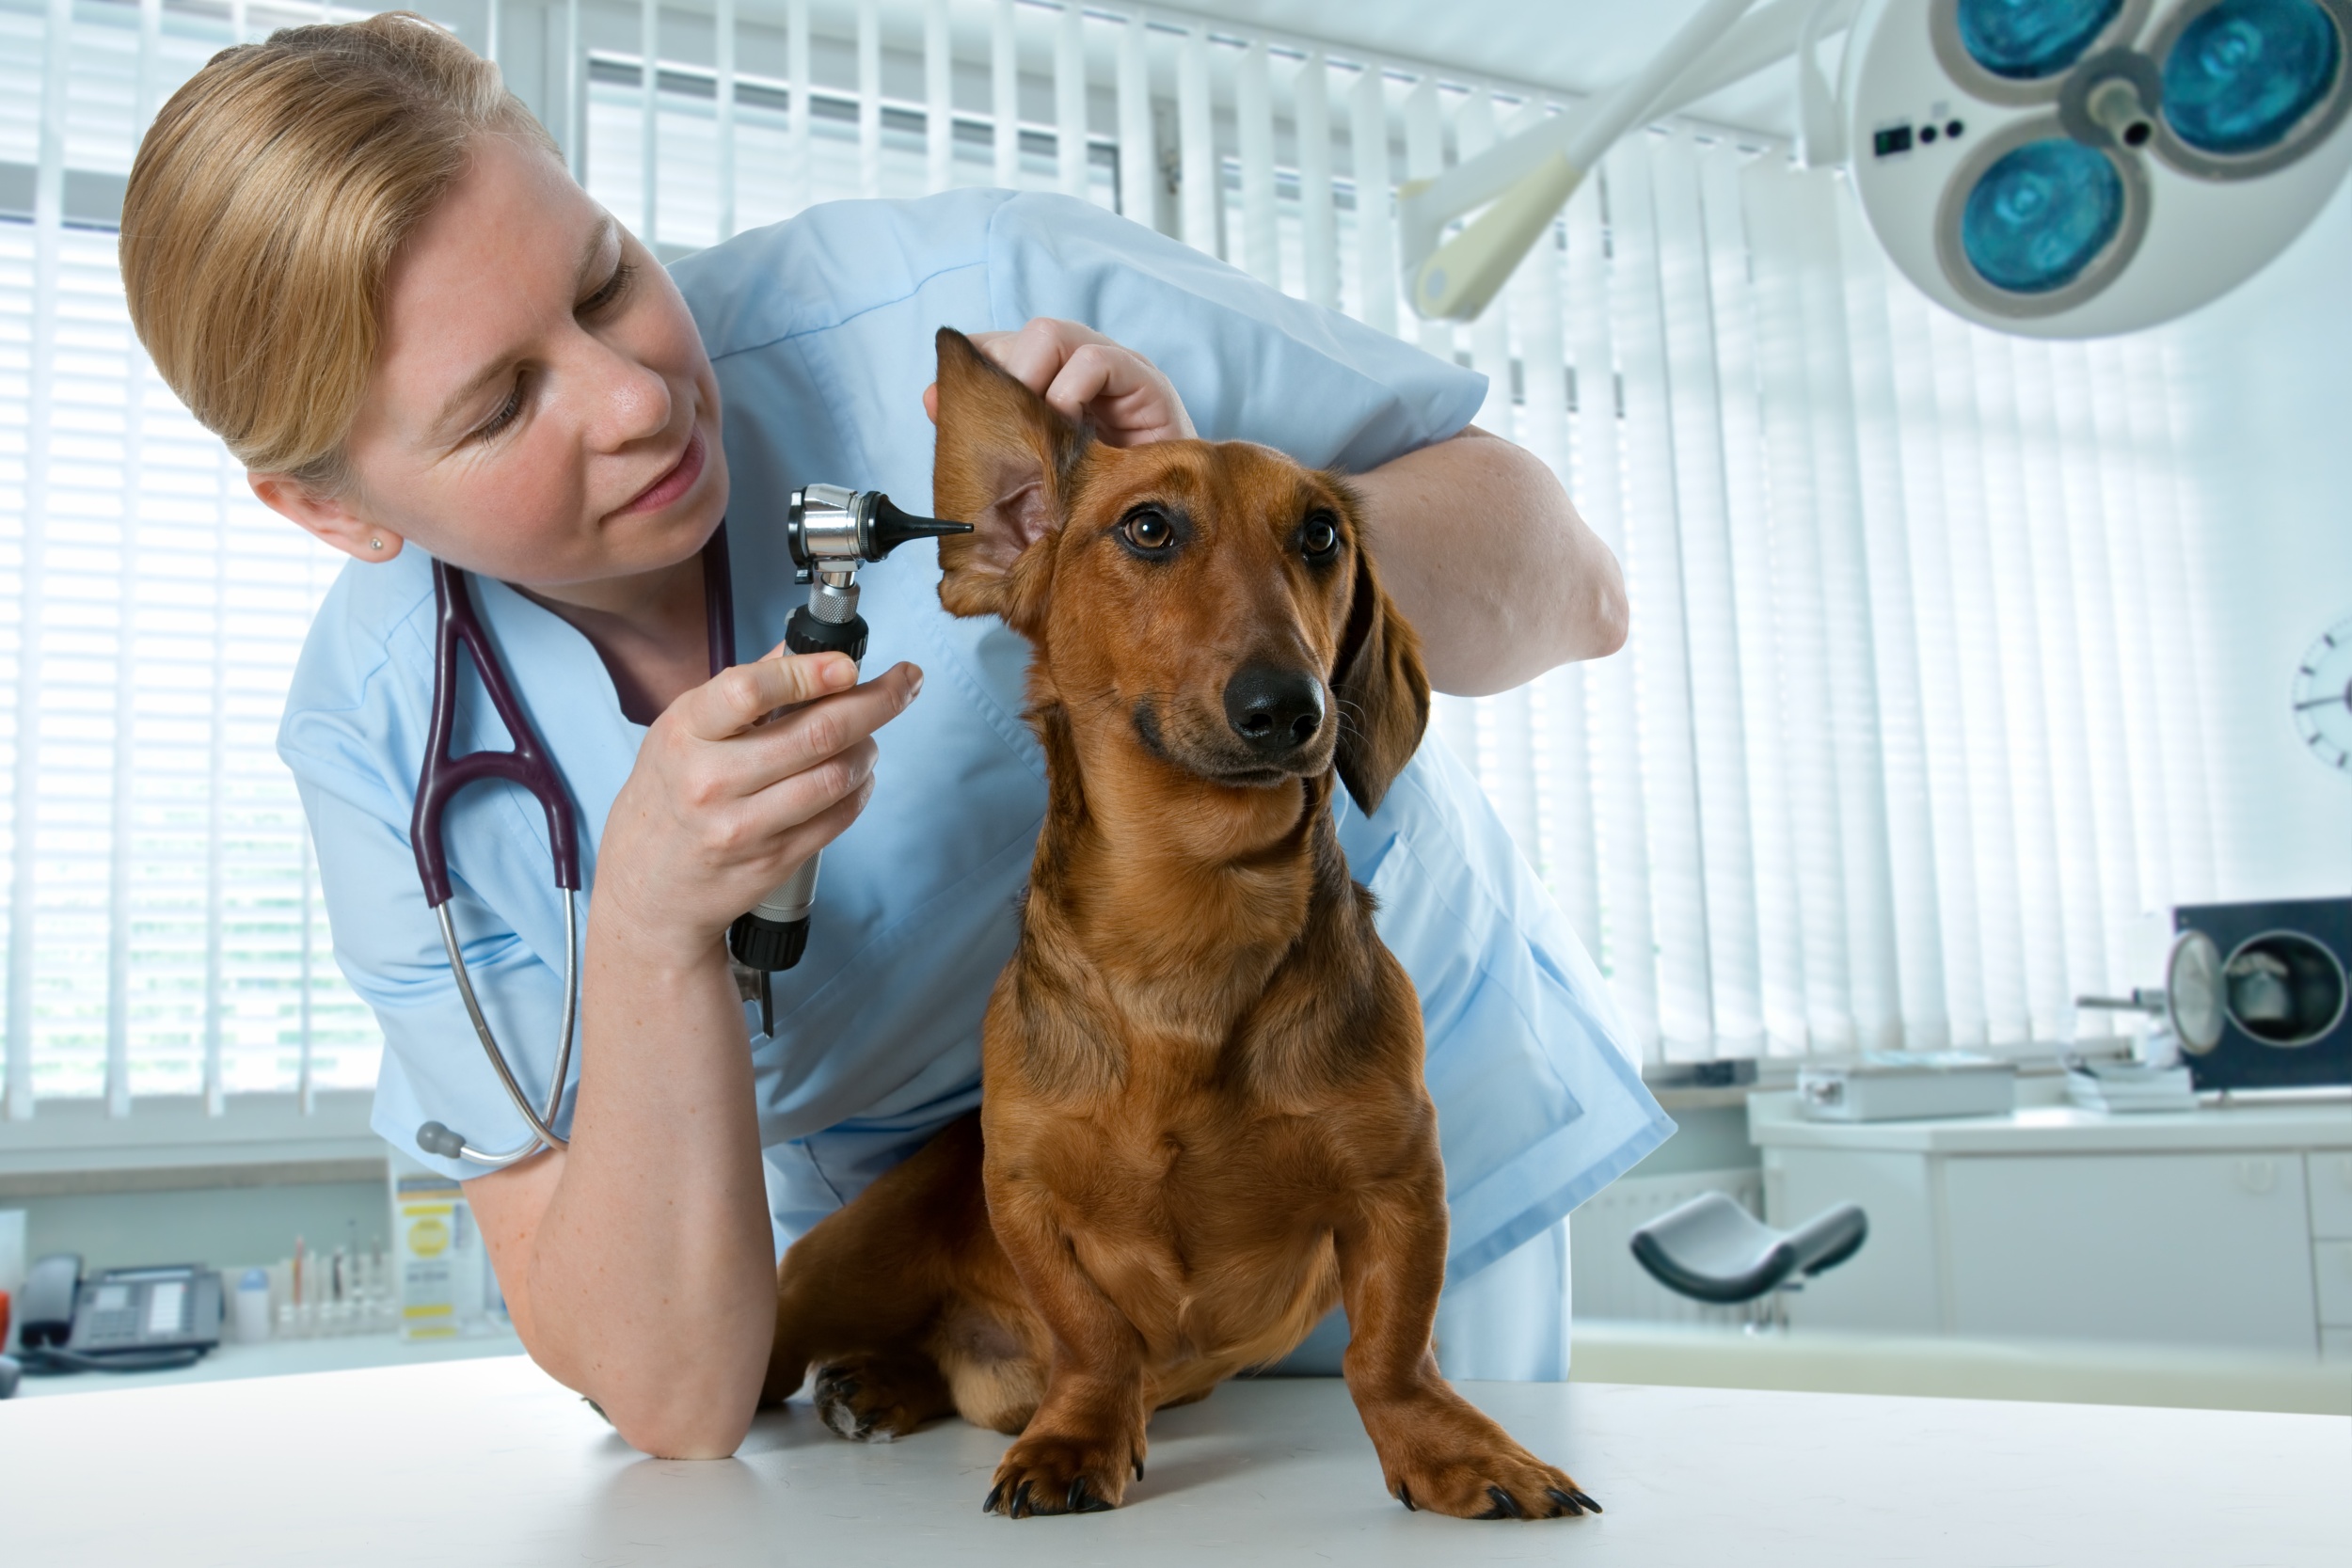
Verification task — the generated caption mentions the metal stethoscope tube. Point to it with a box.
[417,892,579,1167]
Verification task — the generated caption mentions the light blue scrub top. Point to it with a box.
[278,190,1669,1289]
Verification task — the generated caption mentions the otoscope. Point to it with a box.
[727,484,970,1034]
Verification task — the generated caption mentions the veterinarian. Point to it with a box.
[121,16,1671,1457]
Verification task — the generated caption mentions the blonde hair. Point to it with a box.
[120,13,559,488]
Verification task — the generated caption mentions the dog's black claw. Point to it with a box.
[1397,1482,1416,1513]
[1010,1480,1034,1519]
[1569,1488,1603,1514]
[982,1481,1006,1514]
[1480,1484,1528,1520]
[1545,1486,1584,1518]
[1069,1477,1113,1513]
[1133,1455,1146,1482]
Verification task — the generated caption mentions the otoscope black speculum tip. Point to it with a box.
[868,494,973,559]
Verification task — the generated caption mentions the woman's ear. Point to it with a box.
[1330,524,1430,816]
[248,472,405,562]
[931,326,1087,632]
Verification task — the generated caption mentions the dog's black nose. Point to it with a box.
[1224,665,1326,754]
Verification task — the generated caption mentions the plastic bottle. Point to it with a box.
[233,1267,272,1344]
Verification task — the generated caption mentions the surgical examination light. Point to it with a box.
[1400,0,2352,340]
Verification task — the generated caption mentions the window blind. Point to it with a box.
[3,1,2224,1140]
[2,0,381,1123]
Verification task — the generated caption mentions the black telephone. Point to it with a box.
[18,1254,222,1373]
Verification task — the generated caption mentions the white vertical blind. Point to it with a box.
[1347,62,1397,336]
[714,0,738,238]
[787,0,809,212]
[1293,50,1334,311]
[637,0,658,249]
[1175,22,1214,256]
[1052,0,1083,198]
[1232,39,1275,289]
[991,0,1017,189]
[855,0,880,198]
[922,0,950,196]
[1114,8,1152,229]
[4,1,2241,1136]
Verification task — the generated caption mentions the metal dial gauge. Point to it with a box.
[2293,610,2352,772]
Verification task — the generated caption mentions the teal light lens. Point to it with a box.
[2163,0,2342,153]
[1957,0,2125,79]
[1961,138,2126,293]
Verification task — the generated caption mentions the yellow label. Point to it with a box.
[406,1216,452,1258]
[403,1304,454,1319]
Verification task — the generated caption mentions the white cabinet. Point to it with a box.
[1941,1154,2314,1353]
[2315,1241,2352,1329]
[2311,1150,2352,1238]
[1751,1094,2352,1356]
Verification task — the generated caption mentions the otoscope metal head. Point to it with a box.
[786,485,971,582]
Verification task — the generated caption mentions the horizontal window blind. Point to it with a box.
[3,0,383,1125]
[4,0,2226,1141]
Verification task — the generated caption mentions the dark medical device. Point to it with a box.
[726,486,968,1033]
[2162,896,2352,1093]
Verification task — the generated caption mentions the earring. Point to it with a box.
[370,536,384,551]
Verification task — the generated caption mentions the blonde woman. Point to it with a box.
[120,14,1662,1460]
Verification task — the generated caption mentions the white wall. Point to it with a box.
[2168,181,2352,902]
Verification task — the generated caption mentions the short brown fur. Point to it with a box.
[763,329,1595,1522]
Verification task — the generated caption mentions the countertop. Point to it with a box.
[2,1354,2344,1566]
[1748,1086,2352,1153]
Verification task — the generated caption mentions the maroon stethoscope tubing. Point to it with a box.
[406,525,735,909]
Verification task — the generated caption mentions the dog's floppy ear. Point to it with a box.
[931,326,1088,633]
[1331,527,1430,816]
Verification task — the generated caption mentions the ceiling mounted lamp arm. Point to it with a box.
[1797,0,1856,169]
[1399,0,1861,322]
[1398,0,1761,322]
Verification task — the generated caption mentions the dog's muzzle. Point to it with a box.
[1224,664,1326,758]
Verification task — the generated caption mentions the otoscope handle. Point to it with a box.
[729,485,965,997]
[725,608,868,976]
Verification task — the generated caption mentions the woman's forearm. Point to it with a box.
[471,922,775,1459]
[1353,426,1628,696]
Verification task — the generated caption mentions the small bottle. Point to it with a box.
[233,1267,272,1344]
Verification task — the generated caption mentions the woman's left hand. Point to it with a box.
[923,316,1195,446]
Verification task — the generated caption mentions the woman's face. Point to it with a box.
[254,133,726,593]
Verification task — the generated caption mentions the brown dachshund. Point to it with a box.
[760,327,1597,1523]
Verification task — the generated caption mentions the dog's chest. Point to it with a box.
[1037,1105,1343,1353]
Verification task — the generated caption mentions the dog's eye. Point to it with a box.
[1301,512,1340,560]
[1122,508,1175,551]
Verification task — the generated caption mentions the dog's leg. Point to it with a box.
[1335,1163,1599,1521]
[977,1174,1148,1517]
[809,1353,954,1443]
[765,1116,984,1440]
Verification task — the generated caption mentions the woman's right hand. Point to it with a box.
[592,647,923,965]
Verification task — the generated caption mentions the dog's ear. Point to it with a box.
[931,326,1087,633]
[1331,526,1430,816]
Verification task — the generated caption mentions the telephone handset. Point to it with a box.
[18,1254,222,1372]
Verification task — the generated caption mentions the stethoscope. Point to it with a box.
[410,530,738,1168]
[405,489,961,1168]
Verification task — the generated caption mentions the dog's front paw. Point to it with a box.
[982,1429,1142,1517]
[1367,1399,1599,1521]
